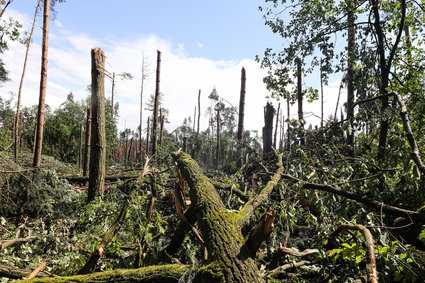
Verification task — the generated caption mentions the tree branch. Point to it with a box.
[238,153,284,228]
[330,224,378,283]
[393,91,425,176]
[281,174,424,221]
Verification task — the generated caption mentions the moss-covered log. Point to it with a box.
[15,264,189,283]
[171,151,264,282]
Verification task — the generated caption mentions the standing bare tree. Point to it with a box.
[33,0,50,168]
[14,0,40,161]
[296,57,305,146]
[263,102,274,157]
[197,89,201,135]
[346,0,356,153]
[88,48,106,202]
[151,50,161,156]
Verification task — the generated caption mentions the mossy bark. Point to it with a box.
[171,151,264,283]
[15,264,189,283]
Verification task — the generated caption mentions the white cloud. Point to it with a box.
[1,7,344,139]
[196,41,203,49]
[54,20,63,28]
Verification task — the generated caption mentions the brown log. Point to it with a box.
[268,245,319,270]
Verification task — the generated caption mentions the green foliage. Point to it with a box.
[0,169,81,218]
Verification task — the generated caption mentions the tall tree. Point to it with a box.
[197,89,201,135]
[33,0,50,168]
[88,48,106,202]
[151,50,161,156]
[346,0,356,151]
[296,57,305,146]
[14,0,40,161]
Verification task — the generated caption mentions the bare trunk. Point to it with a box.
[320,59,324,128]
[151,50,161,156]
[237,67,246,143]
[197,89,201,135]
[14,0,40,162]
[273,103,280,149]
[346,0,356,152]
[215,108,220,169]
[139,55,146,159]
[145,116,150,156]
[33,0,50,168]
[262,102,274,157]
[296,58,305,146]
[111,72,115,118]
[88,48,107,202]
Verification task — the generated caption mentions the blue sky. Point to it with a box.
[2,1,343,133]
[11,0,281,61]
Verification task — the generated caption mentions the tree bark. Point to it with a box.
[88,48,106,202]
[171,151,264,282]
[262,102,274,157]
[273,103,280,149]
[151,50,161,156]
[237,67,246,144]
[33,0,50,168]
[17,264,189,283]
[296,57,305,145]
[346,0,356,152]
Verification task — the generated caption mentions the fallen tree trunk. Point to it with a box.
[15,264,189,283]
[21,151,285,282]
[0,264,48,279]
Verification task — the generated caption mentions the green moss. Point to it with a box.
[16,264,189,283]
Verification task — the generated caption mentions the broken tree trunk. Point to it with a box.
[88,48,107,202]
[262,102,274,157]
[237,67,246,165]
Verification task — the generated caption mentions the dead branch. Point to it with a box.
[212,180,249,202]
[267,260,311,277]
[0,235,36,249]
[268,244,319,270]
[24,262,47,279]
[393,91,425,176]
[330,224,378,283]
[0,263,47,279]
[281,174,424,222]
